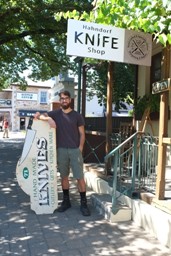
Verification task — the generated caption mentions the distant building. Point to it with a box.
[85,95,133,117]
[0,79,53,131]
[50,73,76,110]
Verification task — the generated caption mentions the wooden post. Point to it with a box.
[82,64,86,118]
[77,59,82,113]
[138,107,154,135]
[156,45,170,199]
[105,62,113,172]
[156,92,168,199]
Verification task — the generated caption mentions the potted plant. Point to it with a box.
[134,94,160,120]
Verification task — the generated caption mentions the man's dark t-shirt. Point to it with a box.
[48,109,85,148]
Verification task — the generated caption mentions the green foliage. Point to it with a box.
[134,93,160,118]
[86,61,136,110]
[57,0,171,46]
[91,0,171,46]
[53,0,171,112]
[0,0,92,89]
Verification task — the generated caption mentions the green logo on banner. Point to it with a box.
[23,167,29,179]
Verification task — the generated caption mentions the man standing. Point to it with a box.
[3,118,9,138]
[34,90,90,216]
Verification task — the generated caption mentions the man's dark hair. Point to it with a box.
[59,90,71,98]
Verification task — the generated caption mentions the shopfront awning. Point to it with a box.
[18,110,47,117]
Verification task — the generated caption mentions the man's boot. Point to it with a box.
[80,198,91,216]
[57,196,71,212]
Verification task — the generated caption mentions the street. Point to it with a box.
[0,136,170,256]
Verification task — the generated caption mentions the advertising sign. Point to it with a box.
[16,118,58,214]
[67,19,152,66]
[0,99,12,108]
[152,78,171,94]
[17,92,38,101]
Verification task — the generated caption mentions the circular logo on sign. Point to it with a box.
[23,167,29,179]
[127,35,149,60]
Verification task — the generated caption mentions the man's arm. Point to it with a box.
[34,112,56,128]
[78,125,85,152]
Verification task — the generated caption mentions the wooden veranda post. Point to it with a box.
[156,92,168,199]
[156,45,170,199]
[81,64,87,118]
[105,61,113,171]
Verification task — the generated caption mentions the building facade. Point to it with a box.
[50,74,76,110]
[0,82,52,132]
[137,42,171,169]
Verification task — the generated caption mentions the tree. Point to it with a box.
[56,0,171,107]
[86,62,136,110]
[62,0,171,46]
[0,0,93,89]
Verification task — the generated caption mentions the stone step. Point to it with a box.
[91,193,132,222]
[84,167,132,222]
[84,163,171,249]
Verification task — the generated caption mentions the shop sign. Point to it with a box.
[152,78,171,94]
[17,92,37,101]
[0,99,12,107]
[16,118,58,214]
[18,110,47,117]
[67,19,152,66]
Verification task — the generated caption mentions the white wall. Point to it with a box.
[86,95,104,117]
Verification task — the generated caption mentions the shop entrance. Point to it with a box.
[20,118,25,130]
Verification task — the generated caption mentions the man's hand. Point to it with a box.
[34,112,40,119]
[47,118,56,128]
[34,112,56,128]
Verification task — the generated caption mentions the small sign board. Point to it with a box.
[16,118,58,214]
[67,19,152,66]
[152,78,171,94]
[0,99,12,108]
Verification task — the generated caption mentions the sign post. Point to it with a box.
[152,78,170,200]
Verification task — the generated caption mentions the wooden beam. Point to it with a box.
[156,92,168,199]
[105,61,113,155]
[156,45,170,200]
[105,61,113,173]
[82,64,86,118]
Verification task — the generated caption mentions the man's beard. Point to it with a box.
[61,103,70,110]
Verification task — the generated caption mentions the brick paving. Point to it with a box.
[0,133,171,255]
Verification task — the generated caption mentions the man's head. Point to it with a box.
[59,90,72,110]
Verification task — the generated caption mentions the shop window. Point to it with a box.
[20,118,25,130]
[40,91,48,104]
[151,52,162,85]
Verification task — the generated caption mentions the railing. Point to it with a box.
[138,135,158,193]
[105,132,158,211]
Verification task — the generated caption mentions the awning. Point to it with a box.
[18,110,47,117]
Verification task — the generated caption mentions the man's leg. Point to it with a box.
[3,129,5,138]
[57,176,71,212]
[77,178,91,216]
[7,129,9,138]
[57,148,71,212]
[69,148,91,216]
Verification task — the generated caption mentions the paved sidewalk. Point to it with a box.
[0,130,26,140]
[0,135,171,255]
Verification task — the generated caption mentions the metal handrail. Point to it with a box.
[105,131,141,161]
[105,131,159,212]
[105,131,148,212]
